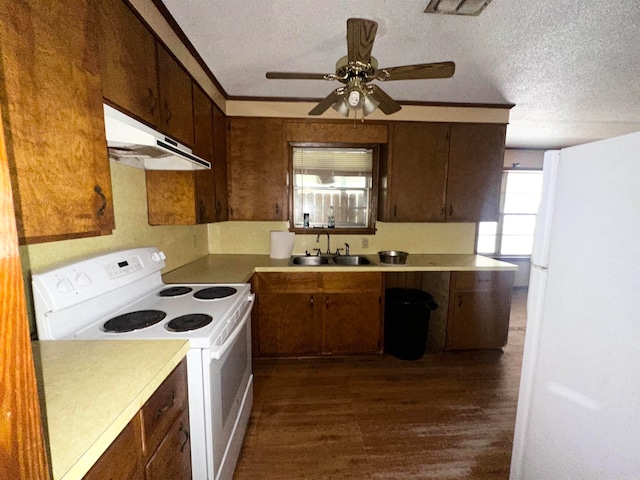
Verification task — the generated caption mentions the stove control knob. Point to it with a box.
[151,251,166,263]
[56,278,75,293]
[75,273,92,287]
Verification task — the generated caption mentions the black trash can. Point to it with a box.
[385,288,438,360]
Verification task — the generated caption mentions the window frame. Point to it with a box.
[288,142,380,235]
[476,167,543,257]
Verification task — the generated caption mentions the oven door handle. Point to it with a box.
[210,294,254,361]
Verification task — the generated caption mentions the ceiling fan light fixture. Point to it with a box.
[362,94,380,117]
[424,0,492,16]
[332,98,351,117]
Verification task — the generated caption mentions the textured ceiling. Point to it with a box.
[160,0,640,149]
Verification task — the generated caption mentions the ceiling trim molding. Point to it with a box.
[227,95,514,110]
[226,100,511,124]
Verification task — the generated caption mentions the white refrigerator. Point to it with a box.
[510,133,640,479]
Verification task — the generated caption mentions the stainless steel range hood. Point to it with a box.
[104,104,211,171]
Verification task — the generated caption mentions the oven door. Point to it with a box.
[203,294,254,480]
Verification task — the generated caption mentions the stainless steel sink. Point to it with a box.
[290,255,330,266]
[332,255,372,266]
[289,255,373,266]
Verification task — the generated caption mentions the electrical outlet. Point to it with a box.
[361,237,369,248]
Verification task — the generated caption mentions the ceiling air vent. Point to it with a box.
[424,0,493,16]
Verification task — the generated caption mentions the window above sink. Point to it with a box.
[289,143,379,235]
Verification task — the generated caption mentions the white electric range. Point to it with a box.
[32,247,254,480]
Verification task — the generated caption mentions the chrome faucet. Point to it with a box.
[316,232,331,254]
[345,243,350,256]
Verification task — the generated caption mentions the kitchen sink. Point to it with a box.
[289,255,373,266]
[290,255,331,266]
[332,255,372,266]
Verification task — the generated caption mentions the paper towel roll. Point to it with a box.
[270,231,295,259]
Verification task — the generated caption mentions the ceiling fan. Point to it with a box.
[266,18,455,117]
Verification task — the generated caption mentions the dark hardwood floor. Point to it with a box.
[234,289,527,480]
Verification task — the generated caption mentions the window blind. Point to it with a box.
[293,148,373,175]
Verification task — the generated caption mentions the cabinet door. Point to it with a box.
[321,272,382,354]
[381,123,449,222]
[157,44,194,147]
[228,117,288,221]
[144,410,192,480]
[258,293,321,355]
[193,85,216,223]
[446,271,514,350]
[212,105,229,222]
[322,293,381,354]
[98,0,160,126]
[0,0,114,243]
[145,171,197,225]
[446,123,506,222]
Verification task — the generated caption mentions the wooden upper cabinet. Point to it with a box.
[146,85,217,225]
[0,0,114,243]
[157,44,194,147]
[193,85,216,224]
[146,170,198,225]
[446,123,506,222]
[98,0,160,126]
[379,123,450,222]
[212,105,229,222]
[228,117,288,221]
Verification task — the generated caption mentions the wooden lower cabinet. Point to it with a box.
[83,416,143,480]
[83,359,191,480]
[254,272,383,356]
[258,292,322,355]
[144,410,191,480]
[322,292,381,354]
[446,271,514,350]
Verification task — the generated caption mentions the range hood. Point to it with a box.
[104,104,211,171]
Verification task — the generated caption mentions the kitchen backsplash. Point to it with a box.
[208,221,476,255]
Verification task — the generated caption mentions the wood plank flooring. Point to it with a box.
[234,289,527,480]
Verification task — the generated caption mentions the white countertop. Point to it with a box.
[33,339,190,480]
[163,253,517,284]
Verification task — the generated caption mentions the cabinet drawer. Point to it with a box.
[255,272,320,293]
[452,271,514,292]
[83,416,142,480]
[322,272,381,293]
[145,409,192,480]
[141,359,188,458]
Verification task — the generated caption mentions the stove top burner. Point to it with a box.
[103,310,167,333]
[194,286,238,300]
[158,286,193,297]
[166,313,213,332]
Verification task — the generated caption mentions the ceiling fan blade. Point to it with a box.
[266,72,330,80]
[367,85,401,115]
[346,18,378,64]
[376,61,455,81]
[308,89,344,116]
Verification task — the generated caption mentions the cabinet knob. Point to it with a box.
[275,203,280,215]
[310,295,314,308]
[326,297,330,309]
